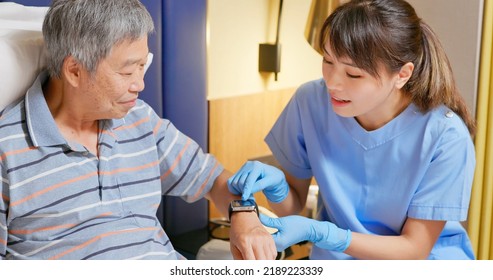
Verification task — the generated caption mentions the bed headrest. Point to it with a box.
[0,2,48,110]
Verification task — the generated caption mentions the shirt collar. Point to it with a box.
[340,103,421,150]
[25,71,67,147]
[24,71,125,148]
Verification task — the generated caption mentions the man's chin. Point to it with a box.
[108,110,130,120]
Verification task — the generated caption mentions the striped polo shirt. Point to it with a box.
[0,71,223,259]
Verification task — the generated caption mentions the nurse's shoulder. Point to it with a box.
[423,104,472,140]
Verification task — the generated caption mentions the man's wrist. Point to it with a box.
[229,210,259,223]
[228,199,259,222]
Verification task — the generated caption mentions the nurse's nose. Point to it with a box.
[324,74,343,92]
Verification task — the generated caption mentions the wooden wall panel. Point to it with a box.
[208,88,296,218]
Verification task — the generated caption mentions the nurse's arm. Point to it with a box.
[267,170,311,217]
[344,217,446,259]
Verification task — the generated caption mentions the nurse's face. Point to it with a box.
[322,44,409,131]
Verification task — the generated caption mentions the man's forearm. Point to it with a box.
[206,169,237,217]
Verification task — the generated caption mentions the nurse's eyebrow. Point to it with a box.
[323,48,358,68]
[341,61,358,68]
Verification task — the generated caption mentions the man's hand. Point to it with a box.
[229,211,277,260]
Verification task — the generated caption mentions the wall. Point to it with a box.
[408,0,483,115]
[207,0,483,109]
[207,0,322,100]
[207,0,325,218]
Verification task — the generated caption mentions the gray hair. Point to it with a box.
[43,0,154,78]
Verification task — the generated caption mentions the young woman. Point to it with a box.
[228,0,476,259]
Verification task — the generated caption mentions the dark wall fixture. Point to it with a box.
[258,0,283,81]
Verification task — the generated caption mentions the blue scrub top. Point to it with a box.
[265,79,476,260]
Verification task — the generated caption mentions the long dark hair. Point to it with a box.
[319,0,476,136]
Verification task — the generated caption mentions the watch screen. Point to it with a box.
[232,200,256,210]
[233,200,254,206]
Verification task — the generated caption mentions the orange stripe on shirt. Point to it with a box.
[156,228,165,239]
[0,193,9,203]
[152,119,163,135]
[160,138,191,181]
[101,129,117,139]
[9,223,76,235]
[150,203,160,209]
[192,161,220,201]
[10,171,98,207]
[8,212,116,235]
[114,116,150,131]
[97,212,113,218]
[100,160,159,175]
[48,227,158,260]
[0,146,37,161]
[0,238,6,246]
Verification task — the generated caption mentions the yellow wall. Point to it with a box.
[207,0,482,109]
[207,0,322,100]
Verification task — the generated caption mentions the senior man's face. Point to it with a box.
[82,36,149,119]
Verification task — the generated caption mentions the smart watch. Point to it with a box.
[228,199,259,222]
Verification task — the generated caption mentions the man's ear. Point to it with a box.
[61,55,82,87]
[395,62,414,89]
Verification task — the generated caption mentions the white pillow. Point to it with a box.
[0,3,48,110]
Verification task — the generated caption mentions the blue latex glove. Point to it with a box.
[260,214,352,252]
[228,161,289,203]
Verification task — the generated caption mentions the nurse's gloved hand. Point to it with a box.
[227,161,289,203]
[260,214,352,252]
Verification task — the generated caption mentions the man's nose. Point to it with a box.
[130,76,145,93]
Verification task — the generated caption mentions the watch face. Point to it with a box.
[231,199,256,211]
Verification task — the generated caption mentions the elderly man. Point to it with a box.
[0,0,275,260]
